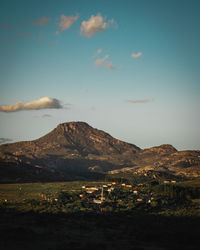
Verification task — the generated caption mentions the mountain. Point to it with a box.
[0,122,139,182]
[0,121,200,183]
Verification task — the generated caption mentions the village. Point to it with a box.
[34,179,183,213]
[2,178,198,215]
[82,180,179,209]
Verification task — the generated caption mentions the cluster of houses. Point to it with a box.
[81,182,116,204]
[76,179,177,207]
[36,179,179,208]
[78,182,153,205]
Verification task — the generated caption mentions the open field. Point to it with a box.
[0,181,107,202]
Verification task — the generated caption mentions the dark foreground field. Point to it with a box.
[0,181,200,249]
[0,209,200,250]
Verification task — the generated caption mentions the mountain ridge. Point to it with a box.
[0,121,199,183]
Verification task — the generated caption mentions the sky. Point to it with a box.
[0,0,199,150]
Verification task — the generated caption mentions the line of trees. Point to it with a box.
[155,184,200,201]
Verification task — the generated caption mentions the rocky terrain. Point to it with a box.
[0,122,200,183]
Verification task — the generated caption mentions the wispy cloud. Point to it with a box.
[80,14,114,37]
[56,14,79,34]
[32,17,50,26]
[104,61,116,70]
[131,52,142,58]
[42,114,52,118]
[94,54,110,66]
[92,48,102,58]
[94,54,116,70]
[126,98,155,103]
[0,138,13,144]
[0,97,63,112]
[0,24,11,29]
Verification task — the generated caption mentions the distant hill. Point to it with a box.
[0,122,199,183]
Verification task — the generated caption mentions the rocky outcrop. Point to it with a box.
[142,144,177,155]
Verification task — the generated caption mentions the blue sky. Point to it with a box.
[0,0,199,150]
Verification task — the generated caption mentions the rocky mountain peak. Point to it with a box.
[32,121,140,156]
[57,121,92,133]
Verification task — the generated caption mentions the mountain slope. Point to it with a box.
[0,121,199,183]
[0,122,140,182]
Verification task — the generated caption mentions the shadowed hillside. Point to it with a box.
[0,122,199,183]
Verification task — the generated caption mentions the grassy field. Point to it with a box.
[0,181,106,201]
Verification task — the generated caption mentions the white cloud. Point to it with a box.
[104,62,116,70]
[32,17,50,26]
[92,48,102,58]
[80,14,114,37]
[56,14,79,34]
[131,52,142,58]
[94,54,109,66]
[0,97,63,112]
[126,98,155,103]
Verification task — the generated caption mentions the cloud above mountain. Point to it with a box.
[56,14,79,34]
[80,14,114,37]
[42,114,52,118]
[126,98,155,103]
[0,97,63,112]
